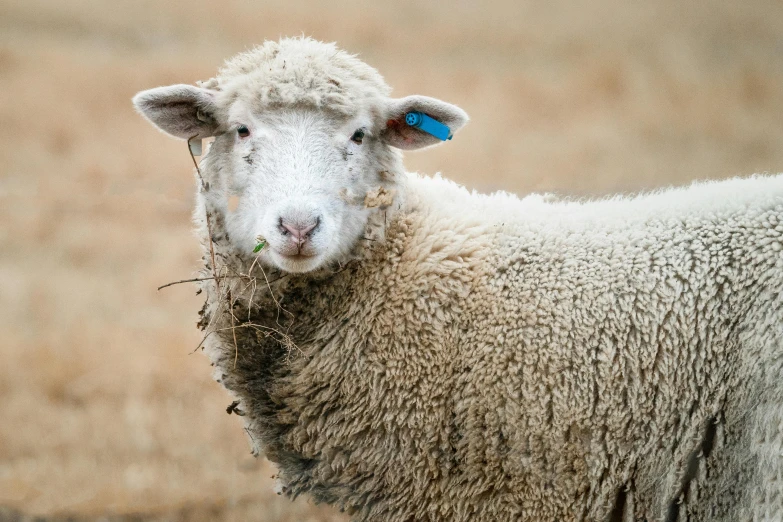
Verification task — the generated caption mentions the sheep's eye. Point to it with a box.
[350,129,365,144]
[237,125,250,138]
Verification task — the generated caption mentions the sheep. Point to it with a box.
[133,37,783,521]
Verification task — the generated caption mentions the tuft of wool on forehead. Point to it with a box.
[200,37,392,116]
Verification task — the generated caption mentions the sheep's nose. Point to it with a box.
[280,218,319,243]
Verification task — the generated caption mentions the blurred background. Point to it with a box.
[1,0,782,520]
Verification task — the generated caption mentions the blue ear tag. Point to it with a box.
[405,112,453,141]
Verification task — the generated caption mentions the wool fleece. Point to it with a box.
[201,173,783,521]
[134,37,783,522]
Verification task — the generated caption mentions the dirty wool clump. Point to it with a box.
[135,38,783,522]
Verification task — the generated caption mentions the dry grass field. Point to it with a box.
[1,1,782,520]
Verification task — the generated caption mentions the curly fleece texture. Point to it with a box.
[203,37,391,117]
[151,36,783,522]
[197,166,783,520]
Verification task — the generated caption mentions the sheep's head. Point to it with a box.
[133,37,468,274]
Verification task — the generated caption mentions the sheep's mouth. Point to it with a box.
[279,253,316,260]
[269,249,324,274]
[272,244,319,260]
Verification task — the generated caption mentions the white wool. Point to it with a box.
[211,37,391,118]
[133,37,783,522]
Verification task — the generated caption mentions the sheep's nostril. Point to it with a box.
[280,219,319,241]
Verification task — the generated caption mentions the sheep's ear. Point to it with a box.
[132,84,221,139]
[381,95,469,150]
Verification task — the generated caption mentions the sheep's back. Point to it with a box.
[451,176,783,520]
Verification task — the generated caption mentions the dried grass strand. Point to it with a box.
[187,135,220,292]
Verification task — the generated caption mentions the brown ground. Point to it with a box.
[1,1,782,520]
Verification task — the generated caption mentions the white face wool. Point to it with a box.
[133,37,468,273]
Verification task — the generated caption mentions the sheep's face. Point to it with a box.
[133,76,468,274]
[207,105,395,273]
